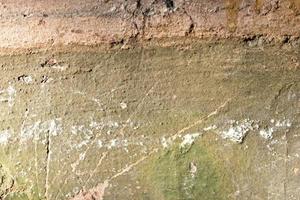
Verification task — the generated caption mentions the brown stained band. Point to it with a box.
[289,0,300,15]
[226,0,242,32]
[255,0,264,14]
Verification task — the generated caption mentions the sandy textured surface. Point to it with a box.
[0,1,299,200]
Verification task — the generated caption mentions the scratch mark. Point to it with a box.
[172,99,231,139]
[69,80,158,185]
[109,149,157,181]
[269,82,295,111]
[72,90,103,110]
[70,81,157,194]
[119,81,157,136]
[85,152,108,187]
[69,149,156,200]
[45,130,52,200]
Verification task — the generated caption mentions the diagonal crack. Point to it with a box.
[172,99,231,139]
[67,99,231,200]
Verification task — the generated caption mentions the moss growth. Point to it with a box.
[140,141,233,200]
[4,193,30,200]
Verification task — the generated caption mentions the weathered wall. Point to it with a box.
[0,1,299,200]
[1,0,300,51]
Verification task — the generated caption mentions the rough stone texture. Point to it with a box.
[0,0,300,51]
[0,0,300,200]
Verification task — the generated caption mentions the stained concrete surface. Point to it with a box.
[0,40,298,199]
[0,0,300,200]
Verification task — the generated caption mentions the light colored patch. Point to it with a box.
[258,119,292,140]
[71,152,87,172]
[19,75,33,84]
[97,140,103,148]
[0,129,12,145]
[203,125,217,131]
[221,119,255,143]
[88,120,119,131]
[70,180,109,200]
[0,85,16,108]
[275,119,292,127]
[120,102,127,109]
[294,168,300,176]
[259,128,274,140]
[161,136,172,149]
[7,86,16,108]
[180,133,201,148]
[189,162,197,178]
[106,139,118,149]
[20,118,63,142]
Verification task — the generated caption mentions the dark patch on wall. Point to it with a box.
[164,0,174,10]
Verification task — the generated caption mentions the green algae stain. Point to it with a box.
[140,142,233,200]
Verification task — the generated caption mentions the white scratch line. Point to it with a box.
[109,149,157,181]
[172,99,230,138]
[85,152,108,186]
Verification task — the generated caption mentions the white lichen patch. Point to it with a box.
[0,129,12,145]
[189,162,197,178]
[20,118,63,142]
[221,119,255,143]
[161,136,172,149]
[0,85,16,108]
[18,75,33,84]
[88,120,119,132]
[7,86,16,107]
[180,133,201,148]
[97,140,103,148]
[259,119,292,140]
[275,119,292,128]
[218,118,293,142]
[120,102,127,109]
[107,139,118,149]
[203,125,217,131]
[71,125,93,137]
[259,128,274,140]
